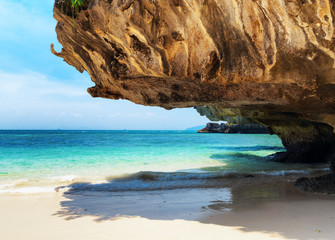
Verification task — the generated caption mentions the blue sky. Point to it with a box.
[0,0,209,130]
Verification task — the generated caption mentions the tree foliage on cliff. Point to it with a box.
[56,0,89,18]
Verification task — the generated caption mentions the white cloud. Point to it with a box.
[0,71,86,99]
[0,71,208,129]
[0,0,54,39]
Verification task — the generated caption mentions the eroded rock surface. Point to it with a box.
[52,0,335,165]
[295,174,335,194]
[198,122,269,134]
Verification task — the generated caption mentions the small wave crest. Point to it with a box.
[0,175,80,194]
[111,171,241,181]
[0,179,58,194]
[259,170,310,176]
[57,171,251,193]
[58,169,318,193]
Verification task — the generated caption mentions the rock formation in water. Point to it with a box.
[198,122,269,134]
[52,0,335,169]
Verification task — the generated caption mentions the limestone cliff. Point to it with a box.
[52,0,335,164]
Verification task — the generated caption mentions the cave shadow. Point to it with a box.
[209,145,285,152]
[208,145,287,167]
[208,152,282,172]
[210,152,270,161]
[208,150,331,173]
[54,174,335,240]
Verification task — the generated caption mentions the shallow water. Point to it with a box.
[0,130,329,193]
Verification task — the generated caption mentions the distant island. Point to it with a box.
[198,123,269,134]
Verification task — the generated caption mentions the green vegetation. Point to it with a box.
[71,0,84,19]
[56,0,89,19]
[71,0,84,9]
[55,0,89,31]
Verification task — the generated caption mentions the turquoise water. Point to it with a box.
[0,130,328,193]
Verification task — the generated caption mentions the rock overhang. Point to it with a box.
[52,0,335,163]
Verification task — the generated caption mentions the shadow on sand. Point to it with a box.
[54,175,335,239]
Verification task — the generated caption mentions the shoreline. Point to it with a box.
[0,165,331,194]
[1,178,335,239]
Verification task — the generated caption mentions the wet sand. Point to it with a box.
[1,180,335,240]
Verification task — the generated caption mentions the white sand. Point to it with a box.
[0,184,335,240]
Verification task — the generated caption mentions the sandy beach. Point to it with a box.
[2,0,335,239]
[1,180,335,240]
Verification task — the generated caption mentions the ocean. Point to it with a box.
[0,130,329,194]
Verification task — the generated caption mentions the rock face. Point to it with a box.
[196,106,335,163]
[52,0,335,165]
[295,174,335,194]
[198,122,269,134]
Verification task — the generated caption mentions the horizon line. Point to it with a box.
[0,129,202,131]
